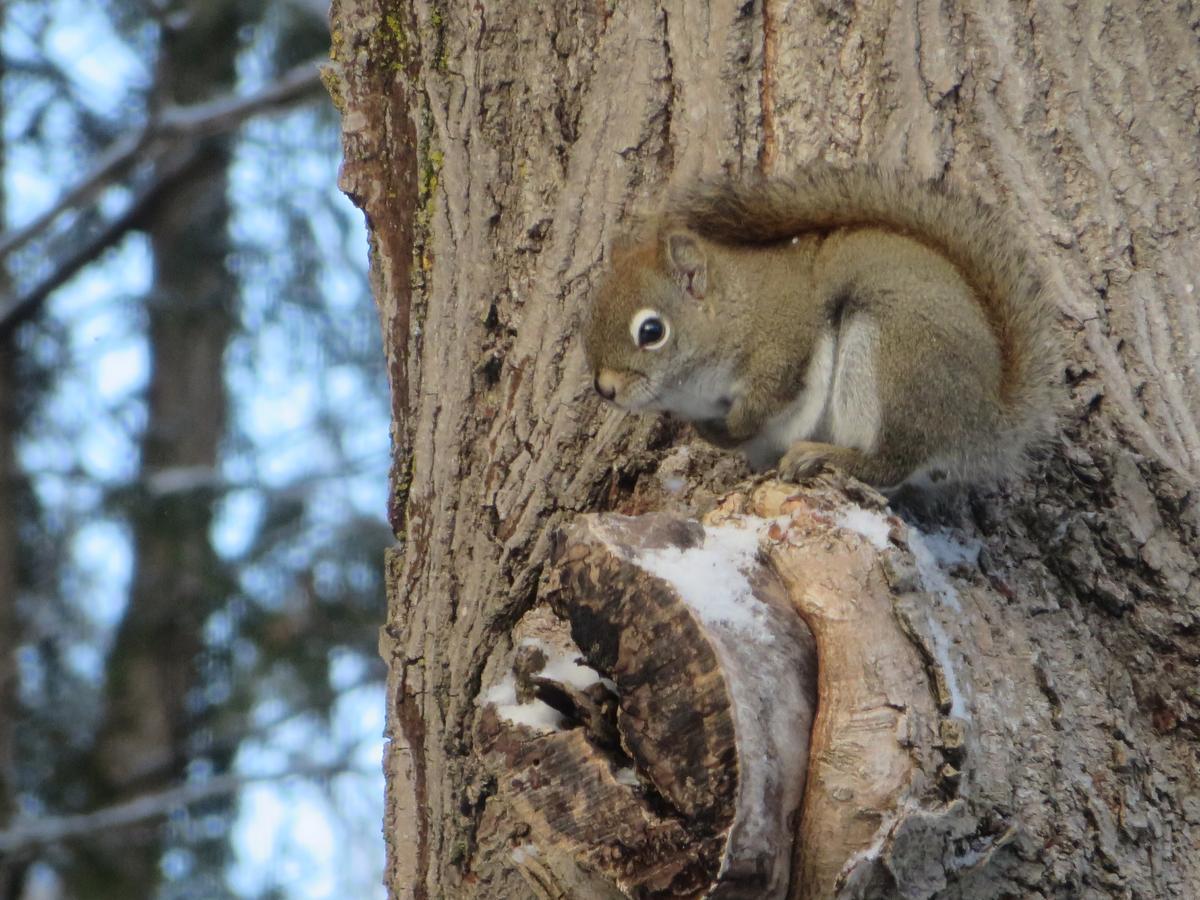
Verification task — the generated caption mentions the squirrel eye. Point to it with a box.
[630,308,669,350]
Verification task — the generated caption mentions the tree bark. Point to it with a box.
[328,1,1200,897]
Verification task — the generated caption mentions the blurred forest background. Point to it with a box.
[0,0,390,898]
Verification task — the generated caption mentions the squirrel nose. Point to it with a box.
[594,372,617,401]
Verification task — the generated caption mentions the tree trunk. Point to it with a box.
[72,4,243,894]
[0,345,21,900]
[0,25,27,897]
[328,1,1200,897]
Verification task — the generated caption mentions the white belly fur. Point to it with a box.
[827,317,881,452]
[739,319,881,470]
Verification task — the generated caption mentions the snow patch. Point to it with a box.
[483,675,563,733]
[907,528,981,613]
[633,521,774,643]
[834,507,893,550]
[511,843,539,864]
[921,610,967,718]
[539,653,604,691]
[661,475,687,494]
[923,529,982,569]
[906,526,980,719]
[518,638,606,692]
[614,767,640,788]
[838,809,898,881]
[833,508,976,719]
[618,515,811,896]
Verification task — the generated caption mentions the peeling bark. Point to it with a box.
[329,1,1200,897]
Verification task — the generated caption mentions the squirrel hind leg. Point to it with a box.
[777,441,913,489]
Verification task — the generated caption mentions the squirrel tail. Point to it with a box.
[671,164,1060,466]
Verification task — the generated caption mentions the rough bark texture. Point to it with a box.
[328,1,1200,897]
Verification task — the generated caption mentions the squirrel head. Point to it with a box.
[584,230,733,421]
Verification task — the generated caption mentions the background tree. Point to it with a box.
[0,1,390,897]
[328,1,1200,897]
[1,10,23,895]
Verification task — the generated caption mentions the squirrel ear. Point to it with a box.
[666,232,707,299]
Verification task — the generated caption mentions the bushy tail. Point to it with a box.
[671,164,1060,455]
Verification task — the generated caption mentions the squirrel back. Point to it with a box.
[668,164,1060,461]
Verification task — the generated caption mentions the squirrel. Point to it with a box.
[584,163,1059,491]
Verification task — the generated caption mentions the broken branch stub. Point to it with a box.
[481,479,971,898]
[719,483,944,898]
[476,510,819,898]
[550,513,820,899]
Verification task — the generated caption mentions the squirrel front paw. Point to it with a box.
[778,442,913,489]
[778,441,838,481]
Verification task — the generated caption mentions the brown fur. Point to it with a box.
[585,164,1060,490]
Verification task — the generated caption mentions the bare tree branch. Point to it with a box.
[155,55,327,139]
[0,760,362,857]
[0,55,326,263]
[0,146,201,338]
[0,131,149,262]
